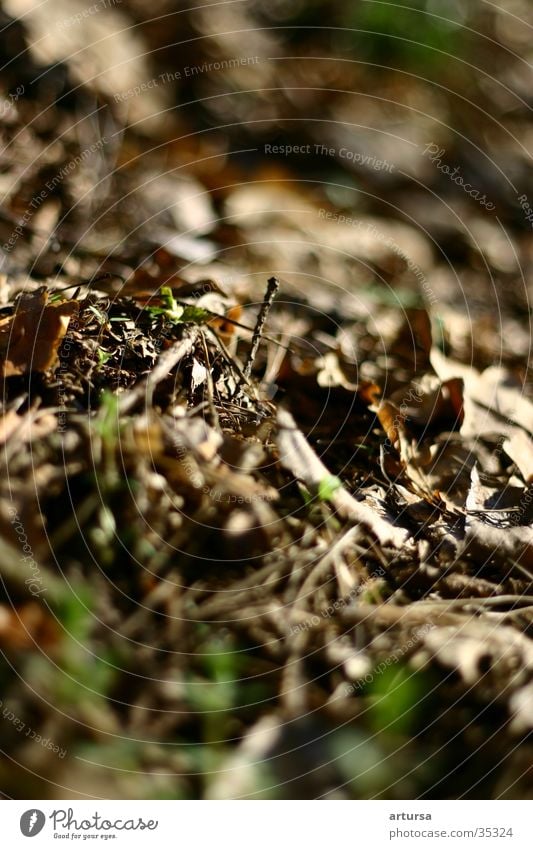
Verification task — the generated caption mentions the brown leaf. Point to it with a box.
[432,350,533,439]
[390,374,464,428]
[375,400,436,496]
[387,308,433,376]
[0,291,78,377]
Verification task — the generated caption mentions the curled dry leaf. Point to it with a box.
[0,291,78,377]
[431,349,533,441]
[374,399,432,495]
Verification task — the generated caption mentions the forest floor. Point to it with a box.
[0,0,532,799]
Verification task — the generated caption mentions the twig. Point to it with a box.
[207,326,251,389]
[200,331,220,431]
[276,409,412,549]
[294,527,364,608]
[242,276,279,380]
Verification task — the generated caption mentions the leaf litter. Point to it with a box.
[0,2,532,801]
[1,251,531,798]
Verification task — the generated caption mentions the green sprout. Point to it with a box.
[145,287,184,322]
[368,665,426,736]
[145,287,213,325]
[97,348,112,365]
[298,475,342,510]
[87,304,109,325]
[317,474,342,502]
[180,305,211,323]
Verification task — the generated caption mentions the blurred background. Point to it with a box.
[0,0,532,364]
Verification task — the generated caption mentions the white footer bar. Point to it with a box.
[1,800,530,848]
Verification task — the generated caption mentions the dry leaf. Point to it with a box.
[390,374,464,428]
[0,409,22,444]
[503,431,533,484]
[0,291,78,377]
[375,399,432,495]
[431,349,533,440]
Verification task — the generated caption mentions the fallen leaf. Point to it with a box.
[431,349,533,439]
[0,290,78,377]
[503,430,533,484]
[316,351,358,390]
[389,374,464,428]
[0,409,21,443]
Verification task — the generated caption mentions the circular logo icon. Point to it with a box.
[20,810,46,837]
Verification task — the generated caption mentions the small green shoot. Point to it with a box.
[93,391,122,490]
[145,286,184,322]
[298,483,312,506]
[180,305,211,323]
[317,474,342,502]
[94,390,120,441]
[145,288,213,325]
[298,476,342,510]
[87,304,109,324]
[97,348,112,365]
[368,665,426,736]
